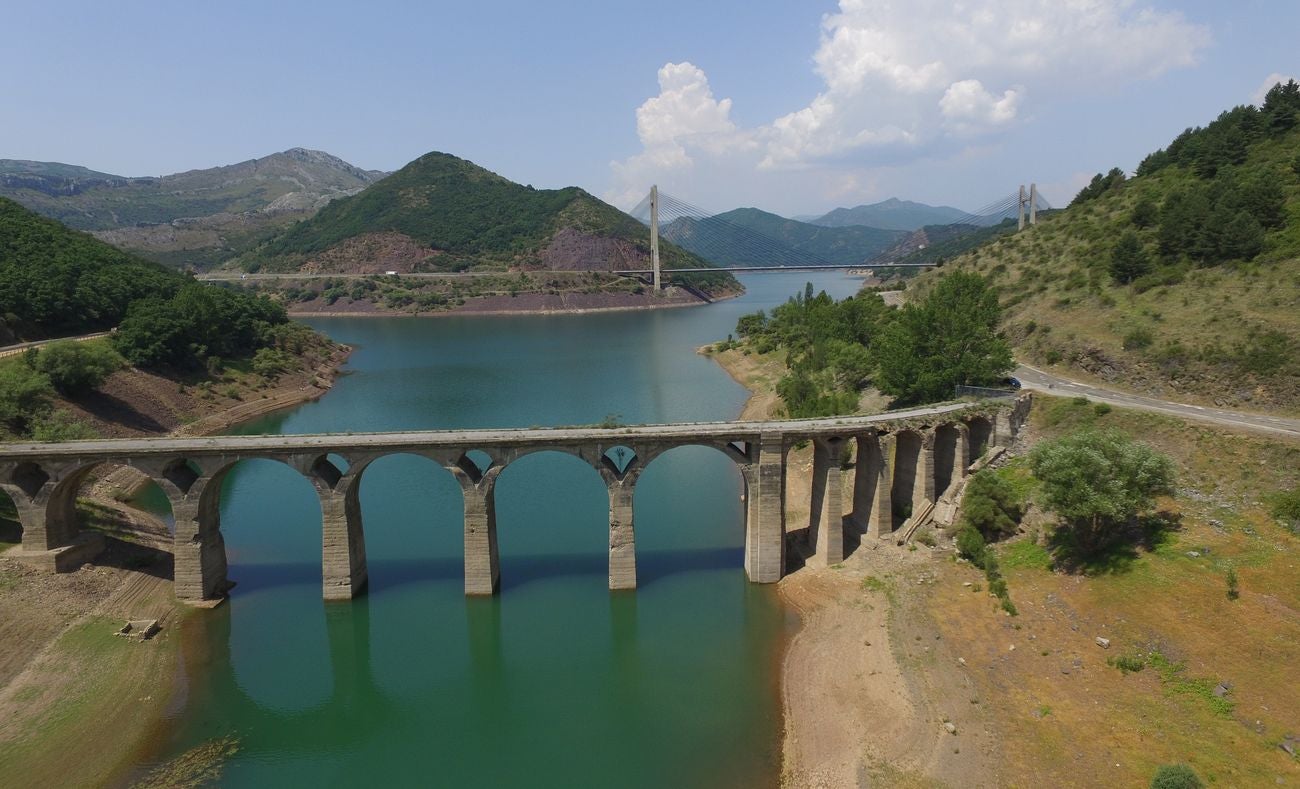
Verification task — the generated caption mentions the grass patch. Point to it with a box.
[861,575,889,593]
[999,540,1052,571]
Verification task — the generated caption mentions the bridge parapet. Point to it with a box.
[0,396,1031,602]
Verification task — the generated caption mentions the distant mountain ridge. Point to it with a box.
[812,198,968,231]
[0,148,387,269]
[662,207,906,267]
[238,150,734,291]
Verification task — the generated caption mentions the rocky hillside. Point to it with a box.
[0,149,386,269]
[906,82,1300,413]
[237,151,734,292]
[812,198,968,231]
[662,207,905,267]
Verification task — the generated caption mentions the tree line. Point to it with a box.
[729,271,1013,416]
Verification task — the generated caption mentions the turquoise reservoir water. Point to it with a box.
[141,273,861,787]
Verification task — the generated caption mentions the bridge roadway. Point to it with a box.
[1,398,1029,604]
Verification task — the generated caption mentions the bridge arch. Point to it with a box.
[490,449,609,592]
[891,429,924,530]
[196,456,325,599]
[634,443,751,586]
[966,416,993,462]
[350,451,465,591]
[933,423,962,500]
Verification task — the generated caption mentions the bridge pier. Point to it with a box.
[743,434,785,583]
[171,476,230,601]
[317,474,368,601]
[850,432,893,540]
[457,470,500,596]
[808,437,845,565]
[606,472,639,590]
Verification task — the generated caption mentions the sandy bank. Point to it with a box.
[705,340,999,787]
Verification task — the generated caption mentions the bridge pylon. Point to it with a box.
[1018,184,1038,231]
[650,185,661,291]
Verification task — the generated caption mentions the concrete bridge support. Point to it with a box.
[850,432,893,540]
[743,434,786,583]
[606,471,639,590]
[314,464,369,602]
[167,470,229,602]
[809,437,845,565]
[456,469,500,596]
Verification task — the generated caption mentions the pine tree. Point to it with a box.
[1218,211,1265,261]
[1109,231,1151,284]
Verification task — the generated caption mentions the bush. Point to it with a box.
[0,363,55,436]
[956,525,987,565]
[1122,327,1154,351]
[30,410,97,442]
[1271,487,1300,532]
[251,348,295,380]
[960,470,1023,540]
[1150,764,1204,789]
[33,340,123,396]
[1029,429,1175,555]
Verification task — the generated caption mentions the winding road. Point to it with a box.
[1014,363,1300,438]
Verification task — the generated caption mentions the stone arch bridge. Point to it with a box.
[0,397,1029,603]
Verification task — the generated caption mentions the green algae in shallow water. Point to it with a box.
[134,736,239,789]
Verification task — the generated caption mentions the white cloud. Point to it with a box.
[606,62,753,206]
[1253,72,1297,107]
[609,0,1210,208]
[939,80,1021,131]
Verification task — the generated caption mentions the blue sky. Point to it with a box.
[1,1,1294,215]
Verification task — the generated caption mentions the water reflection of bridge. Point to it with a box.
[0,397,1028,602]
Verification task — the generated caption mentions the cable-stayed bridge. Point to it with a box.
[624,184,1051,289]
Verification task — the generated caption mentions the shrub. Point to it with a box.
[1029,429,1175,556]
[960,470,1023,540]
[0,363,55,436]
[33,340,123,396]
[955,525,987,565]
[1150,764,1204,789]
[1271,487,1300,532]
[1225,567,1239,600]
[1122,327,1154,351]
[251,348,295,380]
[30,410,97,442]
[1109,653,1147,674]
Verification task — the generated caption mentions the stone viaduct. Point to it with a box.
[0,397,1029,603]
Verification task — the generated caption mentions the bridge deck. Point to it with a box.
[0,402,979,458]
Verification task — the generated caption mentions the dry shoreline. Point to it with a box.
[703,343,996,787]
[0,344,353,786]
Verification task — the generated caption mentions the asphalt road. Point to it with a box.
[1015,363,1300,438]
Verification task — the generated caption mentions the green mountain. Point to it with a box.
[662,207,906,267]
[240,151,732,290]
[0,196,188,342]
[0,149,386,269]
[908,80,1300,413]
[813,198,968,231]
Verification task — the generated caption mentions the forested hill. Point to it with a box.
[237,151,732,290]
[0,197,184,342]
[907,80,1300,413]
[662,207,906,267]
